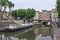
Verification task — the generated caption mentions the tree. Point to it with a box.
[7,1,14,13]
[56,0,60,18]
[0,0,8,19]
[11,10,18,19]
[26,8,36,20]
[11,8,36,20]
[0,0,8,12]
[0,0,14,12]
[18,9,26,19]
[0,0,5,11]
[0,0,14,20]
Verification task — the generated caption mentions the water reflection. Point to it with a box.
[35,34,52,40]
[0,24,52,40]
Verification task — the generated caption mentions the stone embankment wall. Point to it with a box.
[51,22,57,40]
[14,20,24,24]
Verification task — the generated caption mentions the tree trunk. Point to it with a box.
[9,8,11,13]
[1,14,3,20]
[4,6,6,12]
[0,13,3,20]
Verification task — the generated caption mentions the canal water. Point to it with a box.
[0,24,53,40]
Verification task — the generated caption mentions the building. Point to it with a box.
[33,11,40,23]
[50,9,58,22]
[34,11,40,20]
[39,10,51,21]
[38,9,58,23]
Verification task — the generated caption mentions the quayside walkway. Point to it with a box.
[55,27,60,40]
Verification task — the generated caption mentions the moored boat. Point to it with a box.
[1,23,34,31]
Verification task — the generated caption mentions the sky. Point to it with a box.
[9,0,56,11]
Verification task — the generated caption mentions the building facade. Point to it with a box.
[34,11,40,20]
[50,9,58,22]
[34,10,51,23]
[38,9,58,22]
[39,10,51,21]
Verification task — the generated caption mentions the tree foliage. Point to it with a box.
[0,0,14,20]
[11,8,36,20]
[26,8,36,19]
[0,0,14,12]
[56,0,60,18]
[18,9,26,19]
[7,1,14,13]
[11,10,18,19]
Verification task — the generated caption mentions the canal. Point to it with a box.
[0,23,53,40]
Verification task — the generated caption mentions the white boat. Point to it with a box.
[20,23,34,27]
[4,23,34,30]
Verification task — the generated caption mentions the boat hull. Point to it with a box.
[0,24,33,32]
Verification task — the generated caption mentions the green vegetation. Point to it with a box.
[0,0,14,19]
[0,0,14,12]
[18,9,26,19]
[11,8,36,20]
[56,0,60,18]
[11,10,18,19]
[0,0,36,20]
[7,1,14,13]
[26,8,36,19]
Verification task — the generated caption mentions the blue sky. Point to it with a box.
[9,0,56,11]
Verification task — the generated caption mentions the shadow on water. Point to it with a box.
[0,23,53,40]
